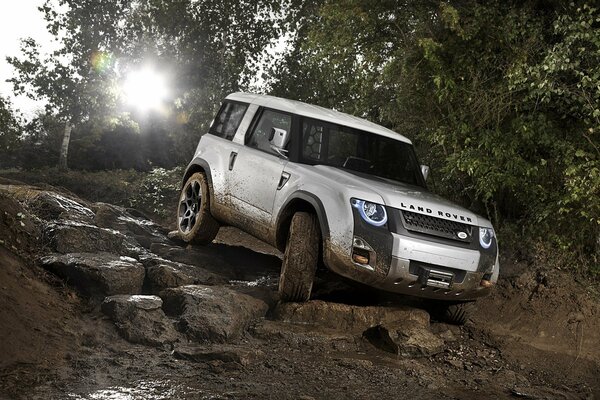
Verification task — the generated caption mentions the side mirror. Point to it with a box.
[269,127,290,158]
[420,165,430,181]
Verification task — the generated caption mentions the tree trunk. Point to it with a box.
[58,122,72,171]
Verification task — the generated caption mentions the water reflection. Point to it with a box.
[67,380,219,400]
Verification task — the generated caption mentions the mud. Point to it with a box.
[0,180,598,399]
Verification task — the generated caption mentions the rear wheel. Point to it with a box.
[278,212,320,302]
[177,172,219,244]
[433,302,473,325]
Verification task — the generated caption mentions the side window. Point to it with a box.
[210,101,248,140]
[246,109,292,155]
[302,120,325,161]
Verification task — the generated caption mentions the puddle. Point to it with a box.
[229,274,279,287]
[66,380,220,400]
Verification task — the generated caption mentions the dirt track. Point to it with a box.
[0,180,598,399]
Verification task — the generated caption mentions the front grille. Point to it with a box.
[401,210,473,243]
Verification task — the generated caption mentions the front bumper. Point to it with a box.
[326,231,497,301]
[377,256,493,300]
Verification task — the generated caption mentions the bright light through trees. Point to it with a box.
[122,66,169,112]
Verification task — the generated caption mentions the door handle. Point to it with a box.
[228,151,238,171]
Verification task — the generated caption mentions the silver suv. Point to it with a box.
[177,93,499,320]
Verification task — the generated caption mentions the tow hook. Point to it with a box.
[480,279,494,288]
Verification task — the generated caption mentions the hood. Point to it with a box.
[313,165,481,226]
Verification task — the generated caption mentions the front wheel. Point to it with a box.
[278,212,320,302]
[177,172,219,244]
[430,301,473,325]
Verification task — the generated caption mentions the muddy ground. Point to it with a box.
[0,178,598,399]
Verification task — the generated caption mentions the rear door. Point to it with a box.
[227,108,292,225]
[198,100,249,206]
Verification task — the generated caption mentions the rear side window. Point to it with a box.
[210,101,248,140]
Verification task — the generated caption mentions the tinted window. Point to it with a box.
[210,102,248,140]
[301,118,425,188]
[246,109,292,155]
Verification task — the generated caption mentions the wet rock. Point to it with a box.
[363,324,444,358]
[44,221,142,257]
[139,254,227,293]
[173,344,260,366]
[40,252,145,298]
[160,285,269,342]
[273,300,430,333]
[430,323,461,342]
[149,242,281,281]
[231,285,278,310]
[29,191,95,223]
[252,320,357,352]
[1,184,95,224]
[94,203,169,249]
[167,230,187,245]
[101,295,179,346]
[509,385,580,400]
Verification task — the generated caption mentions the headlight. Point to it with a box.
[351,198,387,227]
[479,227,494,249]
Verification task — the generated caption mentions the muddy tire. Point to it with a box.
[177,172,219,245]
[278,212,320,302]
[441,302,471,325]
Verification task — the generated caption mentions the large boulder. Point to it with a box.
[101,295,179,346]
[29,191,95,224]
[252,320,358,352]
[363,324,444,358]
[139,254,227,293]
[160,285,270,342]
[43,221,143,257]
[94,203,169,249]
[40,252,145,298]
[273,300,430,333]
[149,242,281,282]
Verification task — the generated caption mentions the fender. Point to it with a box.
[276,190,331,245]
[182,157,213,189]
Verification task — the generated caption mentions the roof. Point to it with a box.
[225,92,411,144]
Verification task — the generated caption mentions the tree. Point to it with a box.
[0,96,22,167]
[268,0,599,269]
[7,1,130,170]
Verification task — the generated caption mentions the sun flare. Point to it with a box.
[122,66,169,112]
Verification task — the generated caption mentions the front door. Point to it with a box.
[228,108,292,225]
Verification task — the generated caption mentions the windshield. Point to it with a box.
[300,117,426,188]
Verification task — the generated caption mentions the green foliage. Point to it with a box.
[0,97,22,165]
[7,0,287,168]
[271,0,600,271]
[129,167,183,220]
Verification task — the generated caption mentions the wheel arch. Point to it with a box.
[182,158,213,189]
[275,191,330,252]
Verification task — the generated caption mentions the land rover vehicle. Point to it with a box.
[177,93,499,322]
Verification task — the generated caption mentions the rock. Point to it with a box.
[273,300,430,333]
[44,221,142,257]
[160,285,270,342]
[430,323,460,342]
[173,345,260,366]
[252,320,357,352]
[101,295,179,346]
[167,230,187,245]
[509,385,581,400]
[363,324,444,358]
[149,242,281,282]
[94,203,169,249]
[446,359,464,369]
[29,191,95,223]
[40,252,145,298]
[139,254,227,293]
